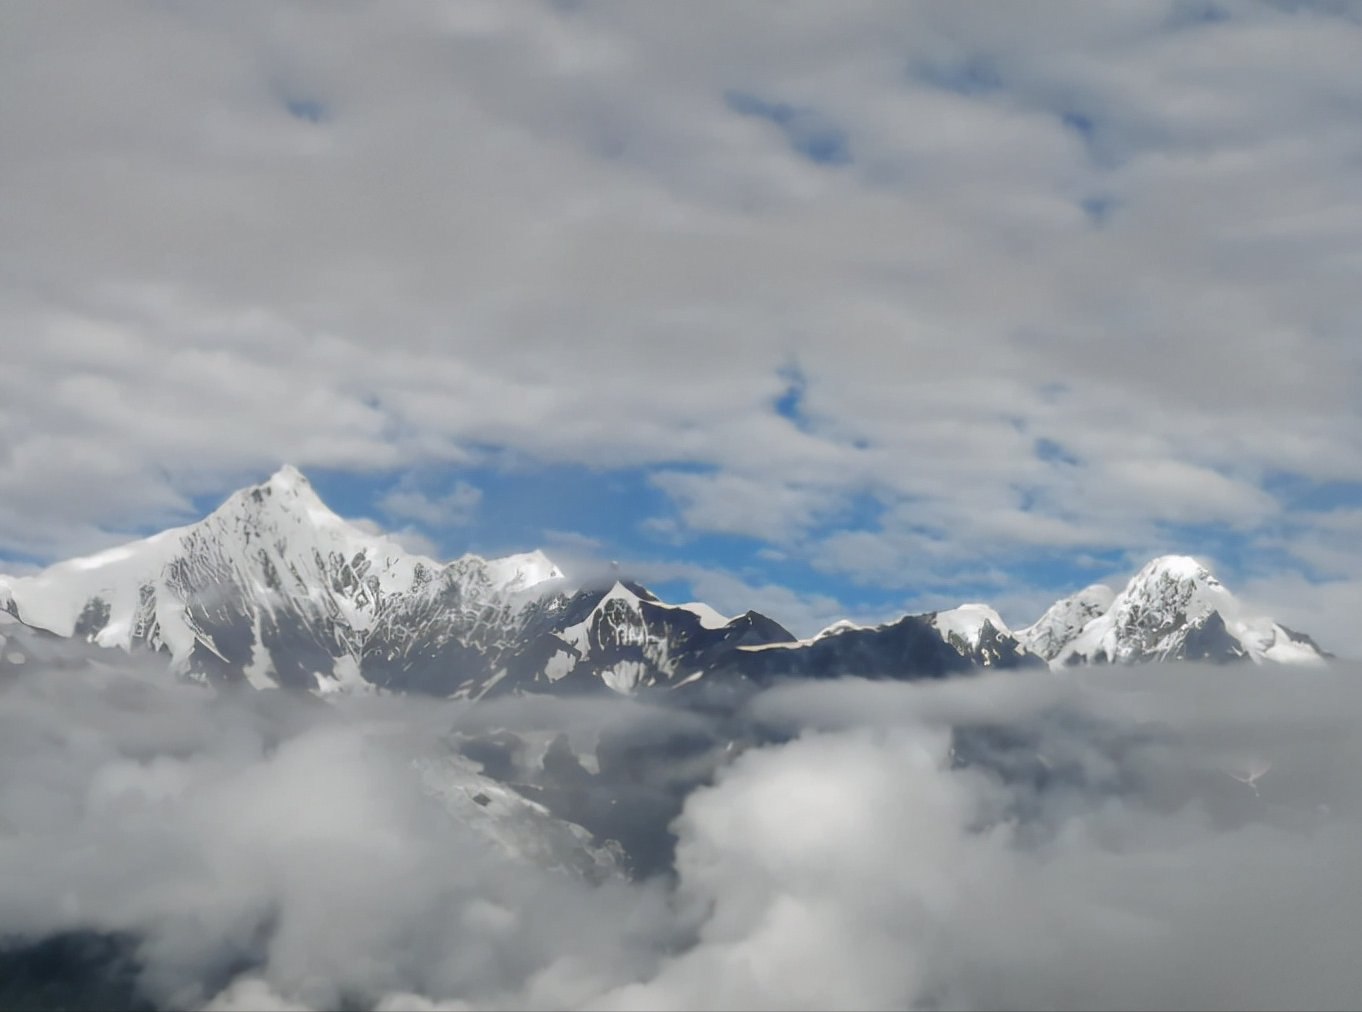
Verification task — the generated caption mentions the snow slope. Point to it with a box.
[0,466,565,691]
[1046,556,1327,668]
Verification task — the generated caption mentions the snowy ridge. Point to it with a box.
[0,471,1332,697]
[0,466,567,691]
[737,617,866,652]
[1016,584,1116,661]
[1050,555,1326,668]
[547,581,767,692]
[0,463,789,697]
[931,603,1011,651]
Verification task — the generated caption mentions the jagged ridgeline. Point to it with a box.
[0,467,1329,697]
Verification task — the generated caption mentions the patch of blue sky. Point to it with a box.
[724,90,851,166]
[283,97,328,124]
[1263,0,1361,21]
[0,546,58,570]
[1163,1,1234,29]
[1013,485,1041,514]
[1033,437,1081,466]
[1149,519,1309,584]
[1035,381,1070,404]
[773,362,811,431]
[912,56,1003,97]
[1057,108,1135,171]
[1005,547,1132,591]
[384,463,677,562]
[1262,471,1362,513]
[1080,194,1119,226]
[1061,111,1096,140]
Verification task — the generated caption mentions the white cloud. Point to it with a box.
[379,481,483,528]
[6,639,1362,1009]
[0,1,1361,612]
[543,529,604,552]
[347,516,442,559]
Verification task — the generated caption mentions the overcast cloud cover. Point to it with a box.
[3,637,1362,1010]
[3,1,1362,641]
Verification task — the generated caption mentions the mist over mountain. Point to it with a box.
[2,633,1361,1011]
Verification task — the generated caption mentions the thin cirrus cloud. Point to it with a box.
[1,2,1361,644]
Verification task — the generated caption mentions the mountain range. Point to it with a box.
[0,466,1330,697]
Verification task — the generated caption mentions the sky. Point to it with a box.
[3,1,1362,647]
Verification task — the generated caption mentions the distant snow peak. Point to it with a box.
[932,603,1010,651]
[0,468,1333,698]
[1017,583,1115,661]
[229,463,343,527]
[1045,554,1325,668]
[0,465,574,692]
[813,618,868,642]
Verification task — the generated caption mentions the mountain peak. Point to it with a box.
[1045,554,1325,667]
[215,463,343,530]
[1132,554,1217,586]
[932,602,1011,649]
[1016,583,1115,661]
[263,463,317,499]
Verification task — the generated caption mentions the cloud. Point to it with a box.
[543,529,604,552]
[346,516,442,560]
[5,635,1362,1009]
[0,640,677,1011]
[649,470,851,545]
[2,3,1362,634]
[379,480,483,529]
[616,665,1362,1010]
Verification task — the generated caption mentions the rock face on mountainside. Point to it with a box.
[0,467,1330,697]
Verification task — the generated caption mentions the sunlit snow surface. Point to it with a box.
[1048,555,1326,667]
[930,603,1012,650]
[0,467,567,691]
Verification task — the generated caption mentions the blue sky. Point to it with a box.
[3,1,1362,646]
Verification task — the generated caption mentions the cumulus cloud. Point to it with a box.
[0,641,676,1012]
[2,1,1361,625]
[621,665,1362,1011]
[4,632,1362,1010]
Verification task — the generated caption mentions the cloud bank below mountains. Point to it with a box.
[2,640,1360,1010]
[3,2,1362,643]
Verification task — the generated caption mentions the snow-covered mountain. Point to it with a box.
[1017,555,1329,667]
[0,466,574,694]
[1015,584,1115,662]
[0,467,801,696]
[731,603,1041,682]
[0,469,1331,697]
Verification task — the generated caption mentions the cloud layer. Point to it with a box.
[3,2,1362,640]
[4,633,1362,1010]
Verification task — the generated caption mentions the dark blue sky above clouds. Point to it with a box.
[3,1,1362,643]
